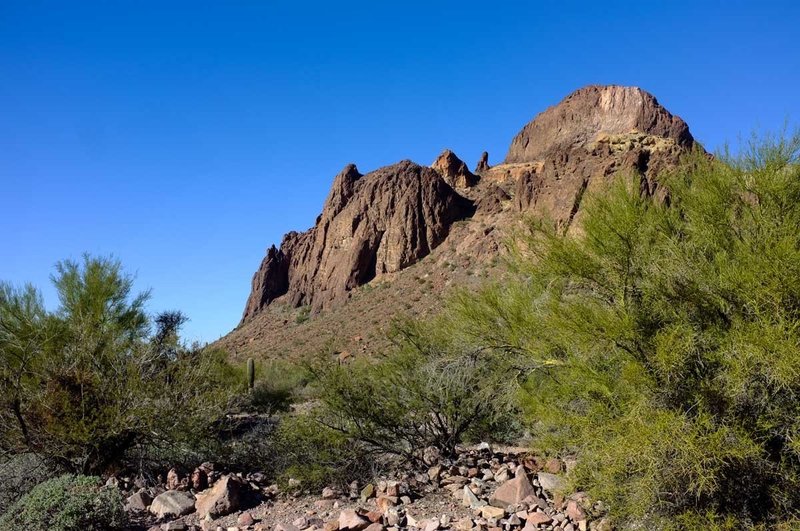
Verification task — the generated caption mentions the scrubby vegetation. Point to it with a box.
[444,132,800,529]
[0,474,126,530]
[3,134,799,530]
[309,322,520,464]
[0,256,242,502]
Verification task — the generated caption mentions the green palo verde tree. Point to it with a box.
[309,320,520,465]
[449,132,800,529]
[0,255,239,476]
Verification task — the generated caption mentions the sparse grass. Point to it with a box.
[295,305,311,324]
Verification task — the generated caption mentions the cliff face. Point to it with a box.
[241,160,474,322]
[237,85,699,329]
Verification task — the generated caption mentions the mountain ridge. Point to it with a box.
[220,85,699,359]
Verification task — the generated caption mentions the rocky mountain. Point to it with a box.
[221,85,699,359]
[241,161,475,322]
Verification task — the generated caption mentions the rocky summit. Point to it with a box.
[224,85,699,358]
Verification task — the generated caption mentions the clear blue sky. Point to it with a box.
[1,1,798,343]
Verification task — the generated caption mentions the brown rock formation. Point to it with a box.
[505,85,693,164]
[241,244,290,323]
[431,149,478,188]
[504,85,697,229]
[235,84,701,333]
[475,151,490,174]
[241,160,473,323]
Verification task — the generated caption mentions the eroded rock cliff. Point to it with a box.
[237,85,700,330]
[241,160,474,322]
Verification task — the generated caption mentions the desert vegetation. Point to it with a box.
[443,132,800,529]
[2,132,799,530]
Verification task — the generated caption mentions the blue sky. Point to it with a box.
[1,1,798,343]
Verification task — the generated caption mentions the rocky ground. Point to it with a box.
[118,445,611,531]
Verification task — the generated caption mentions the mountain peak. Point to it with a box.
[505,85,694,164]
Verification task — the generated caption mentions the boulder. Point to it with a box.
[191,467,208,491]
[149,490,196,519]
[166,468,181,490]
[360,483,375,501]
[566,496,588,522]
[455,517,474,531]
[526,511,552,526]
[462,485,486,509]
[125,489,153,512]
[489,474,536,508]
[239,512,256,526]
[536,473,565,496]
[480,506,505,519]
[195,475,244,519]
[339,509,369,531]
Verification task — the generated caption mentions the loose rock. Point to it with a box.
[150,491,196,519]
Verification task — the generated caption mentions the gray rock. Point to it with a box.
[462,485,486,509]
[537,473,566,496]
[149,491,196,519]
[126,489,153,512]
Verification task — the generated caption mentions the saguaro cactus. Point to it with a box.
[247,357,255,391]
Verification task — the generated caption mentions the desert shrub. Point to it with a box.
[451,132,800,528]
[0,474,126,530]
[295,305,311,324]
[0,255,240,475]
[246,359,309,413]
[272,411,378,490]
[310,321,520,464]
[0,453,60,515]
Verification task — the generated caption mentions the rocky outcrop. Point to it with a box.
[241,160,474,322]
[241,245,291,323]
[505,85,693,164]
[504,85,697,229]
[431,149,478,189]
[475,151,490,174]
[238,84,699,326]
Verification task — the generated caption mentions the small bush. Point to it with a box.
[295,306,311,324]
[272,412,378,490]
[0,453,60,515]
[0,474,126,531]
[310,320,520,464]
[247,360,308,413]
